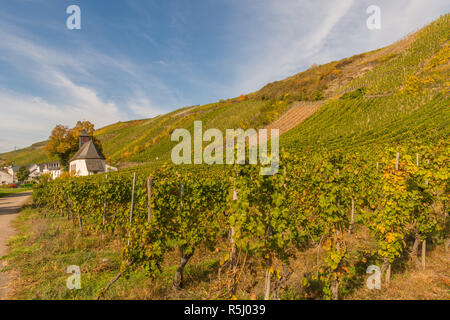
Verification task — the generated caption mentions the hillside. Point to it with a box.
[0,141,55,166]
[1,14,448,167]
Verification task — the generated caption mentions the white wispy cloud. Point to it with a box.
[128,93,165,118]
[225,0,449,96]
[226,0,356,95]
[0,23,166,152]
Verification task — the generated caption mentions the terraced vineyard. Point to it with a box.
[265,101,324,136]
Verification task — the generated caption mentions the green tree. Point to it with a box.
[17,166,30,183]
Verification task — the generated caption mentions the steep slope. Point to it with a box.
[0,141,53,166]
[1,14,448,167]
[281,14,449,152]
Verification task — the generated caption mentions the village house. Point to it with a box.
[42,161,62,180]
[27,163,45,181]
[0,169,15,185]
[69,129,116,176]
[0,165,18,185]
[6,165,19,178]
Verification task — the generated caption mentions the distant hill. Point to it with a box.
[0,141,54,166]
[1,14,448,167]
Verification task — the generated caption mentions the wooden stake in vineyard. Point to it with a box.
[77,211,83,233]
[349,198,355,234]
[385,259,391,287]
[102,174,108,242]
[264,203,274,300]
[147,177,152,223]
[230,188,238,263]
[127,172,136,246]
[421,240,426,270]
[67,197,74,223]
[228,187,238,296]
[129,172,136,224]
[174,183,191,289]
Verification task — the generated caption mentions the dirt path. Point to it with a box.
[0,191,32,300]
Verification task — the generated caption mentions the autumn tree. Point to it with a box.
[46,121,103,168]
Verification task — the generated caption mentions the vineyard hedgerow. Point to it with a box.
[33,139,449,300]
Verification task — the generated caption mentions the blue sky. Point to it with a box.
[0,0,448,153]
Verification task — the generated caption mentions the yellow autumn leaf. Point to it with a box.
[378,225,386,234]
[386,233,396,243]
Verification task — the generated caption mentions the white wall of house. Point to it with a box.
[0,170,14,185]
[42,168,62,180]
[28,164,40,181]
[70,159,88,176]
[70,159,106,176]
[28,170,41,181]
[6,166,18,177]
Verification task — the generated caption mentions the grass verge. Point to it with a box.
[1,206,223,300]
[0,187,33,198]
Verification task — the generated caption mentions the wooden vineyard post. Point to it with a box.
[228,169,239,297]
[264,266,272,301]
[127,172,136,246]
[147,177,152,224]
[264,189,274,301]
[102,174,108,242]
[349,198,355,234]
[230,188,238,263]
[174,183,186,289]
[77,211,83,233]
[421,240,426,270]
[68,197,74,224]
[129,172,136,224]
[180,182,184,210]
[385,263,391,287]
[416,153,419,166]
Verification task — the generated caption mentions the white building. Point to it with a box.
[69,129,110,176]
[6,165,18,178]
[42,161,62,180]
[0,170,15,185]
[27,163,44,181]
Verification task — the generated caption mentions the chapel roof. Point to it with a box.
[70,140,105,161]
